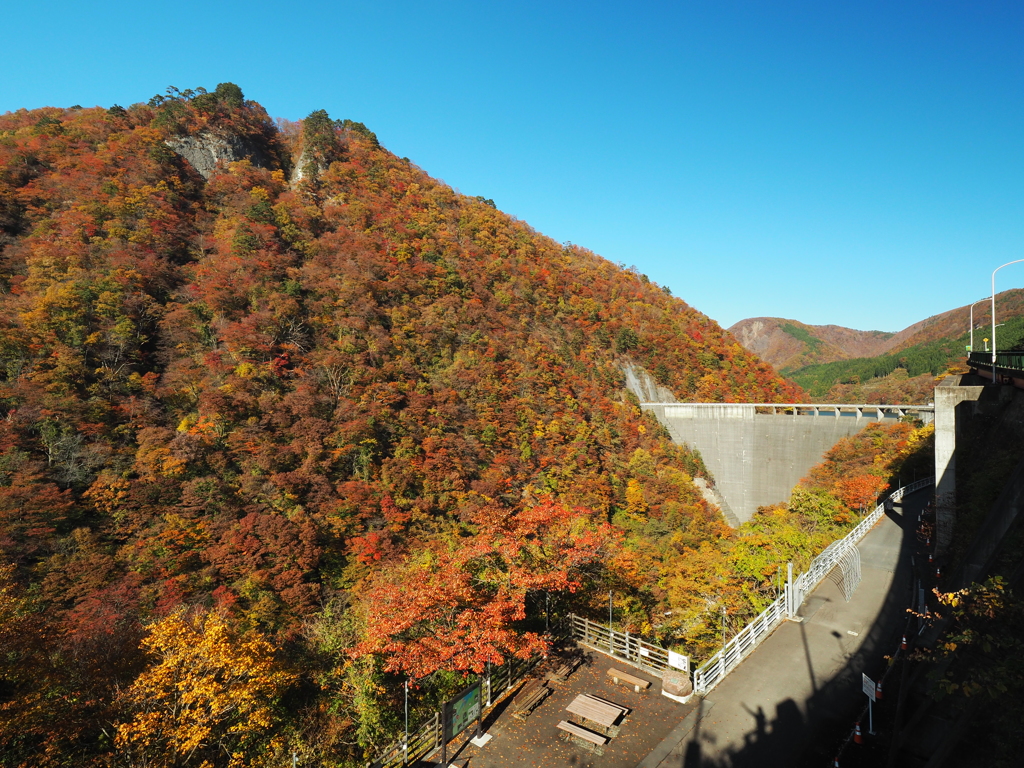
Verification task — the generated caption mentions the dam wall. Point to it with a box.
[643,404,909,525]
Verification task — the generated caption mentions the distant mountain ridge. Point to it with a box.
[731,290,1024,403]
[730,292,1024,374]
[728,317,903,371]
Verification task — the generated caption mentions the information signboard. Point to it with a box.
[668,650,690,673]
[443,681,481,742]
[862,672,876,702]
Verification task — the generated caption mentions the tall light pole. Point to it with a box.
[991,260,1024,383]
[969,297,991,353]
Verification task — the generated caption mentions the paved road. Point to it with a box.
[651,490,927,768]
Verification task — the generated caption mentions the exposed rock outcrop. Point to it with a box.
[620,360,677,403]
[290,148,324,184]
[165,131,272,180]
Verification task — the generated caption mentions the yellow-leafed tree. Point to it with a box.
[115,608,294,768]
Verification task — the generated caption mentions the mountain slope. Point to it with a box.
[0,85,810,763]
[728,316,928,371]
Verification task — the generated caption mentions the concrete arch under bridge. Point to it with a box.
[641,402,935,525]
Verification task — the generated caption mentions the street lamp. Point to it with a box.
[991,260,1024,384]
[969,297,992,353]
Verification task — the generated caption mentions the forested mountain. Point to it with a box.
[732,291,1024,402]
[0,84,933,767]
[728,317,918,371]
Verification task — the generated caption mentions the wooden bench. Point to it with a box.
[546,657,581,683]
[511,679,550,719]
[557,720,608,746]
[607,667,651,692]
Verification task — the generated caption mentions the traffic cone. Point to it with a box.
[928,553,933,563]
[876,680,883,700]
[901,634,908,650]
[935,566,941,579]
[834,759,840,767]
[854,721,863,744]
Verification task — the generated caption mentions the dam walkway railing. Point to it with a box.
[641,402,935,422]
[692,476,934,695]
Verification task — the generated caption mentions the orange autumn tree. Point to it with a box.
[354,499,617,678]
[115,608,294,768]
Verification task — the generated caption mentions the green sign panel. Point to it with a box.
[443,681,481,742]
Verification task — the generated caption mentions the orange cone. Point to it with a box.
[901,634,908,650]
[854,721,863,744]
[876,680,883,700]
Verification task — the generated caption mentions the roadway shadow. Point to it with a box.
[671,490,928,768]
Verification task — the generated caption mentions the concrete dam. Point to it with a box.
[641,402,935,525]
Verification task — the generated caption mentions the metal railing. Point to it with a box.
[366,652,544,768]
[692,587,789,694]
[968,350,1024,373]
[693,476,934,694]
[642,402,935,419]
[790,477,932,612]
[568,613,688,677]
[369,712,441,768]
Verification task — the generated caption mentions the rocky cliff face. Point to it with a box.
[620,360,677,403]
[165,131,273,179]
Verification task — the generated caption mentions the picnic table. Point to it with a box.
[565,693,625,729]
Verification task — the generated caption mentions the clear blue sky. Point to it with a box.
[4,1,1023,332]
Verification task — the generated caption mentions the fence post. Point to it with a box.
[786,561,794,622]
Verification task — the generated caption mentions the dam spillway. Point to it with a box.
[642,403,935,525]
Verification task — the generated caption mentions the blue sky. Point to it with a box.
[4,1,1023,332]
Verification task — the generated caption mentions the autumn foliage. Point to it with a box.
[0,83,821,765]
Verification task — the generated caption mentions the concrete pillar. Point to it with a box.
[933,376,985,556]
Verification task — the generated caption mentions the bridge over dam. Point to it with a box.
[641,403,935,525]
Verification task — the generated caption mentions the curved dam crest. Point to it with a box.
[641,403,935,525]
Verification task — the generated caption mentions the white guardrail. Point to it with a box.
[568,613,688,677]
[692,477,934,695]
